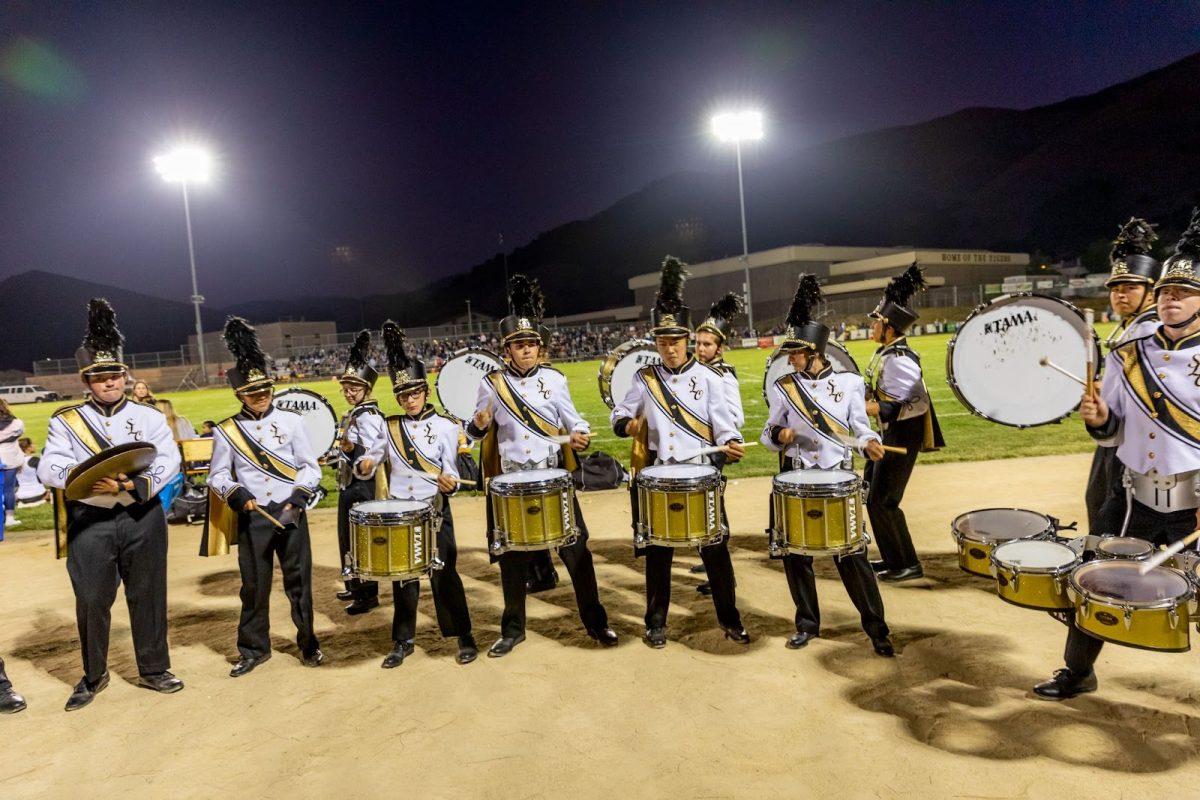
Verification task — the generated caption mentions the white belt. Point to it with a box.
[1127,469,1200,513]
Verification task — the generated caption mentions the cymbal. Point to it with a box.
[65,442,158,501]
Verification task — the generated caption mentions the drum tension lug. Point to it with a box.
[1168,608,1180,630]
[1123,606,1134,631]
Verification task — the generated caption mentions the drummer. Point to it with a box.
[611,256,750,648]
[864,264,944,582]
[207,317,324,677]
[38,299,184,710]
[361,322,477,667]
[334,331,387,615]
[1034,210,1200,700]
[466,274,617,657]
[760,275,893,656]
[523,322,561,595]
[1084,218,1162,532]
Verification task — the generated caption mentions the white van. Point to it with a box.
[0,384,62,404]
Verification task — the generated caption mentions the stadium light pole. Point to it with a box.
[712,110,763,334]
[154,146,212,385]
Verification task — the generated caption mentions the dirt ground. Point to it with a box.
[2,452,1199,798]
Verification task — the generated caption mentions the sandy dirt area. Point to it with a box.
[2,452,1199,798]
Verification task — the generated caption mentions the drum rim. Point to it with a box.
[990,539,1079,574]
[761,341,860,408]
[773,467,860,495]
[597,339,659,409]
[272,387,339,454]
[945,292,1100,429]
[1068,561,1194,609]
[637,463,721,490]
[434,347,503,422]
[951,507,1055,544]
[1095,536,1155,559]
[489,469,574,495]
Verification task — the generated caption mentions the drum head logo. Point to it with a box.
[984,309,1036,335]
[1094,611,1119,626]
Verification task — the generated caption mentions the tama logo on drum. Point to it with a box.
[277,399,319,412]
[465,355,495,371]
[983,310,1036,335]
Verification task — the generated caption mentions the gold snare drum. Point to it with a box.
[951,508,1056,577]
[349,499,440,581]
[488,468,577,554]
[769,468,865,557]
[1068,561,1196,653]
[635,463,723,547]
[989,539,1078,611]
[1094,536,1154,561]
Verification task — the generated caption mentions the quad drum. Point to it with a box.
[952,508,1057,577]
[1068,561,1196,652]
[989,539,1079,611]
[769,468,866,557]
[348,499,440,582]
[634,463,724,548]
[488,468,578,555]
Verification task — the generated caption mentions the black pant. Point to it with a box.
[783,551,889,639]
[338,478,377,598]
[865,416,923,571]
[236,505,319,660]
[0,655,12,692]
[66,500,171,682]
[498,496,608,638]
[389,502,473,642]
[1085,445,1126,535]
[1063,502,1197,674]
[645,539,742,630]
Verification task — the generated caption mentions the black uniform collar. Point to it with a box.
[1155,326,1200,351]
[406,404,438,421]
[352,399,379,413]
[505,363,541,379]
[238,404,274,421]
[877,335,908,354]
[660,355,696,375]
[87,396,128,417]
[802,365,835,380]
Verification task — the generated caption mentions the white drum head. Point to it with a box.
[948,294,1099,428]
[640,463,716,481]
[491,468,570,487]
[355,499,429,515]
[436,349,502,422]
[775,468,857,486]
[763,341,859,412]
[599,341,661,409]
[272,388,338,456]
[993,539,1076,569]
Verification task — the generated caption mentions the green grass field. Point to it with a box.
[8,329,1110,532]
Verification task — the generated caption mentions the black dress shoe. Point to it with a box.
[137,671,184,693]
[381,641,415,669]
[525,575,559,594]
[786,631,817,649]
[644,627,667,649]
[345,597,380,615]
[488,634,526,658]
[456,635,479,665]
[0,687,27,714]
[336,589,354,601]
[879,565,924,583]
[723,626,752,645]
[689,563,707,574]
[587,627,619,647]
[870,560,889,573]
[64,672,109,711]
[1033,668,1098,700]
[302,649,325,668]
[229,653,271,678]
[872,637,895,657]
[695,582,713,596]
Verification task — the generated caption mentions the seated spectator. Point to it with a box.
[14,438,48,507]
[130,379,155,405]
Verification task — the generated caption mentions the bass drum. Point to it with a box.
[272,388,338,460]
[947,293,1100,428]
[762,340,859,412]
[435,348,503,422]
[598,339,661,409]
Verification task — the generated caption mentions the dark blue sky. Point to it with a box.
[2,1,1198,305]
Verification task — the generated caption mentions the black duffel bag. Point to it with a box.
[167,482,209,525]
[571,451,627,491]
[457,452,481,488]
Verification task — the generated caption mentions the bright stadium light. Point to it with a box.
[712,110,764,333]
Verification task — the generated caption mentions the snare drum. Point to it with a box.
[634,463,723,547]
[951,508,1056,577]
[1068,561,1196,652]
[990,539,1078,611]
[349,499,440,581]
[598,340,661,409]
[1094,536,1154,561]
[488,469,578,554]
[768,469,865,557]
[436,348,503,422]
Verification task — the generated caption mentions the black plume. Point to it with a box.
[1170,206,1200,260]
[381,320,411,373]
[509,273,545,321]
[222,316,267,374]
[708,292,744,323]
[786,274,823,328]
[655,255,688,315]
[883,263,927,306]
[346,329,371,369]
[83,298,124,354]
[1110,217,1157,262]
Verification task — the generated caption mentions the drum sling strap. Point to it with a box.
[51,407,113,559]
[640,368,714,444]
[388,417,441,484]
[484,372,579,476]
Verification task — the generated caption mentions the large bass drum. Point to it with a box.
[946,293,1100,428]
[762,341,859,412]
[272,388,338,461]
[598,339,662,409]
[435,348,503,422]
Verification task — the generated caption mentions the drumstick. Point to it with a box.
[1139,530,1200,574]
[253,505,286,530]
[680,441,759,460]
[833,432,907,455]
[1084,309,1096,401]
[550,433,596,444]
[1039,357,1087,387]
[452,477,478,487]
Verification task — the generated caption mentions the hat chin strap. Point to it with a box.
[1165,309,1200,329]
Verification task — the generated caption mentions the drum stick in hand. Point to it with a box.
[253,505,286,530]
[1084,309,1096,400]
[1039,357,1086,387]
[550,433,595,444]
[833,432,907,455]
[452,477,478,487]
[681,441,759,460]
[1139,529,1200,574]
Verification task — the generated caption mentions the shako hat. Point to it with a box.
[649,255,691,336]
[223,316,274,394]
[1158,206,1200,294]
[499,274,545,344]
[779,274,829,354]
[695,292,744,344]
[382,321,428,394]
[338,329,379,389]
[870,263,927,333]
[1106,217,1160,288]
[75,298,127,376]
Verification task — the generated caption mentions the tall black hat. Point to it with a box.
[649,255,691,336]
[75,298,127,376]
[382,321,428,394]
[338,329,379,389]
[1158,206,1200,293]
[779,274,829,354]
[870,263,927,333]
[695,292,744,344]
[223,316,274,393]
[1106,217,1160,288]
[499,274,546,344]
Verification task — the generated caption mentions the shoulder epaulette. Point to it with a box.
[51,403,85,418]
[699,362,724,376]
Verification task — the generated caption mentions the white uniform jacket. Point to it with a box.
[208,406,321,510]
[364,405,461,502]
[465,364,589,468]
[761,367,881,470]
[709,359,745,429]
[866,337,932,426]
[338,400,386,482]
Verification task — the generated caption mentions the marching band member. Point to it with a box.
[362,322,477,667]
[611,256,750,648]
[524,322,561,595]
[864,264,944,582]
[466,275,617,658]
[1084,218,1161,531]
[38,299,184,710]
[760,276,893,656]
[333,331,387,615]
[207,317,324,677]
[0,656,25,713]
[1035,209,1200,700]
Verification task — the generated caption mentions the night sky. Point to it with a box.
[2,1,1197,307]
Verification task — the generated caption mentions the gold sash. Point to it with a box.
[52,408,110,560]
[640,369,714,444]
[218,419,298,481]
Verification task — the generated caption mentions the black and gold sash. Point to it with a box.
[387,417,441,481]
[52,408,113,559]
[218,419,298,482]
[488,372,561,439]
[778,375,849,447]
[641,368,714,444]
[1120,342,1200,443]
